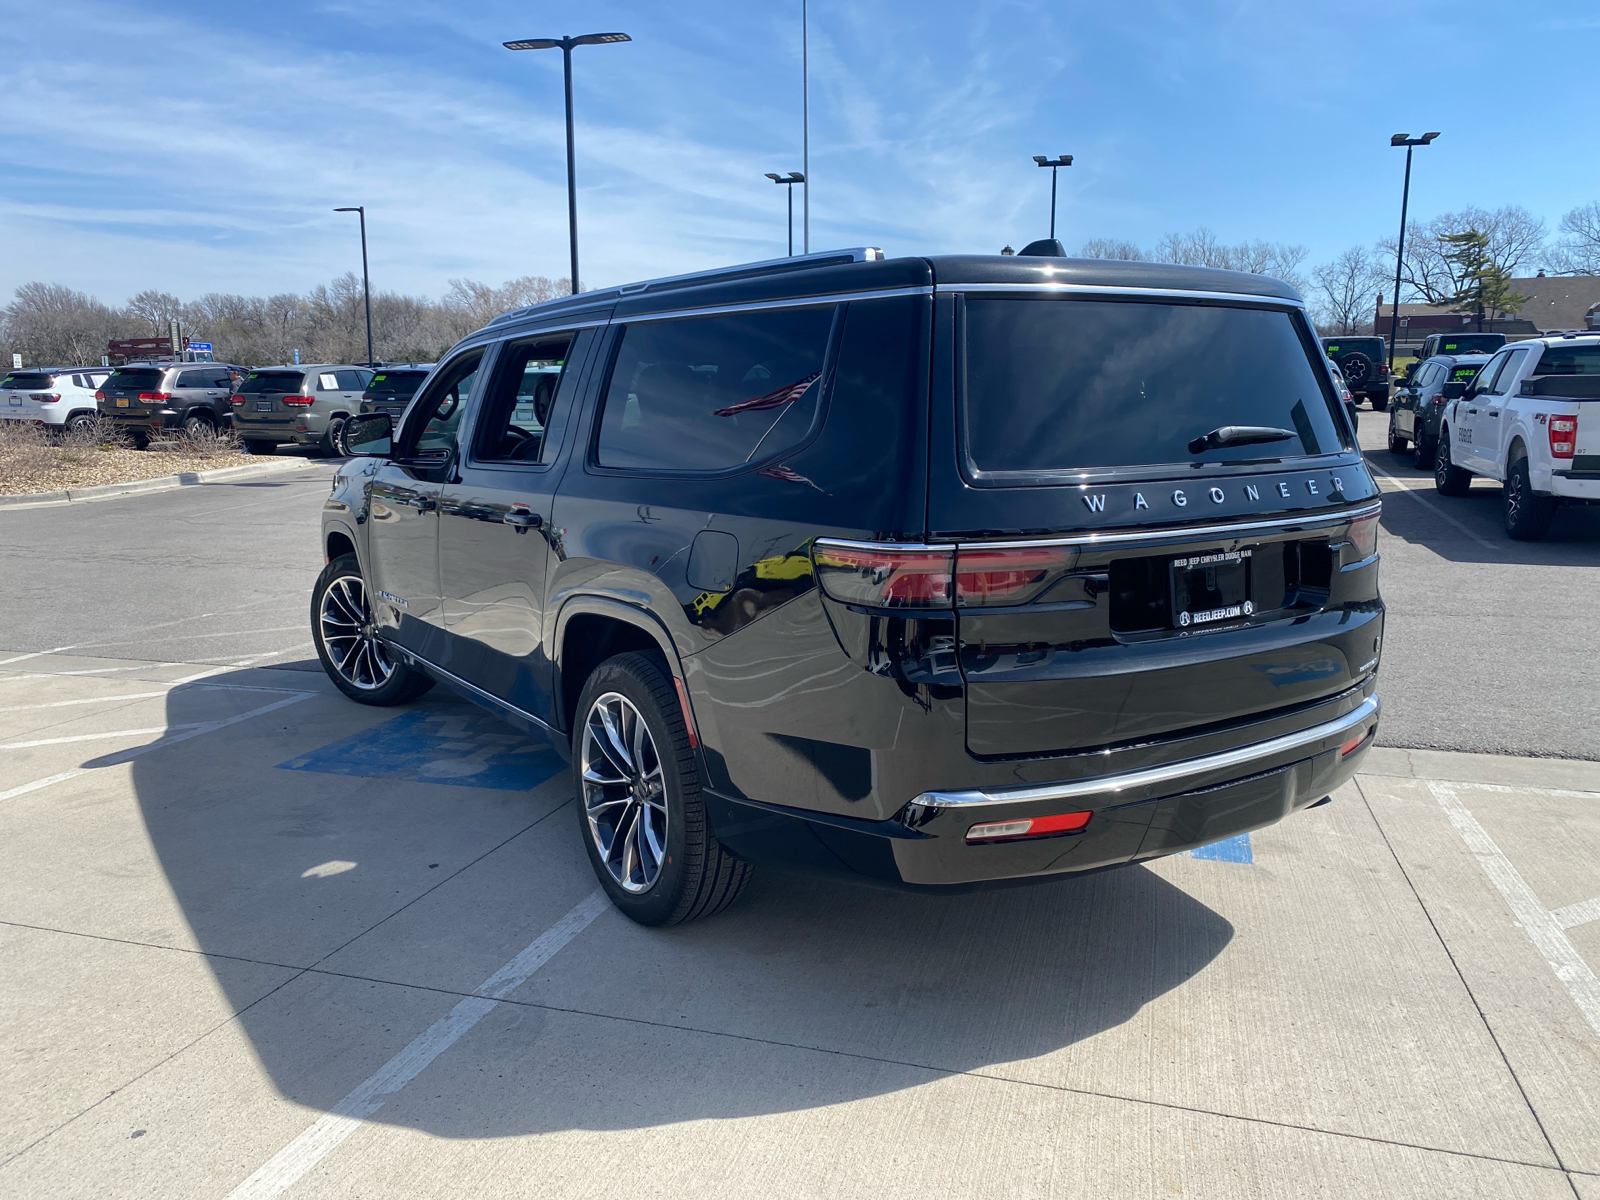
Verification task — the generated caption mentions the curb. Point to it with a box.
[0,456,319,510]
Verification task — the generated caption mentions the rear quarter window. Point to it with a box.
[961,297,1348,477]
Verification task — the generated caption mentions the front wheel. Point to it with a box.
[1434,429,1472,496]
[574,651,750,926]
[310,554,435,705]
[1503,457,1557,541]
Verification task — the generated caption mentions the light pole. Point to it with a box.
[504,32,631,296]
[764,172,805,255]
[1387,131,1440,373]
[333,207,373,365]
[1032,154,1072,241]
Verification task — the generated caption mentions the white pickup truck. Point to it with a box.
[1434,333,1600,539]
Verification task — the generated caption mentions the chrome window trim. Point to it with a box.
[909,695,1380,812]
[945,282,1305,308]
[614,286,932,326]
[495,316,611,336]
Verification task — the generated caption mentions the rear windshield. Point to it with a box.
[104,368,165,390]
[1533,346,1600,375]
[1449,363,1485,381]
[365,370,428,395]
[963,298,1347,475]
[237,370,307,394]
[1323,339,1384,355]
[1436,335,1503,354]
[1,373,54,390]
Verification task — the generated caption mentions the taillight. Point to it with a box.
[813,542,953,608]
[966,810,1092,843]
[28,393,61,403]
[1431,394,1445,407]
[1549,415,1577,459]
[281,394,316,406]
[94,390,104,399]
[137,391,173,401]
[1347,511,1379,559]
[953,544,1079,606]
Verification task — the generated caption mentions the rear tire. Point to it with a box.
[242,438,276,455]
[1387,413,1407,455]
[1338,351,1373,391]
[311,554,435,706]
[65,411,96,436]
[574,651,751,926]
[1434,429,1472,497]
[1370,394,1388,412]
[1503,457,1556,541]
[318,416,346,457]
[183,413,214,439]
[1411,429,1435,470]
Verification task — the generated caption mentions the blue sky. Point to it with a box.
[2,0,1597,303]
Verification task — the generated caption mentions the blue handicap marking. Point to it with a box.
[278,703,564,791]
[1188,832,1253,863]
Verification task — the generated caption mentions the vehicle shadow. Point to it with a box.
[114,674,1234,1138]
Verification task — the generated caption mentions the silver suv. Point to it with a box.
[230,365,373,455]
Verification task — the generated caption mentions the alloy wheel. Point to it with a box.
[580,691,669,894]
[318,575,394,690]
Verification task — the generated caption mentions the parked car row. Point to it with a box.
[1385,331,1599,539]
[5,358,439,453]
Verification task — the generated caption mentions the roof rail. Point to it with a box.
[487,246,886,327]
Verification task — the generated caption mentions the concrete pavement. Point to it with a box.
[1,650,1596,1198]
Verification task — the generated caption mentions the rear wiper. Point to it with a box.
[1187,425,1297,455]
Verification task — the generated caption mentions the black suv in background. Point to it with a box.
[318,249,1383,926]
[1320,336,1390,409]
[97,362,242,445]
[359,363,435,420]
[1415,331,1505,362]
[1387,352,1492,468]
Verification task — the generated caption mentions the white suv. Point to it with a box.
[1433,334,1600,539]
[0,366,112,434]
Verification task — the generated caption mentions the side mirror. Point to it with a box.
[1441,381,1467,400]
[341,411,393,457]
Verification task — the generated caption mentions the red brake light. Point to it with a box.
[953,544,1080,606]
[94,389,105,399]
[137,391,173,401]
[814,542,952,607]
[966,810,1092,842]
[281,394,316,406]
[28,393,61,403]
[1549,415,1577,459]
[1347,511,1379,559]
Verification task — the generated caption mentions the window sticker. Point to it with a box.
[319,373,339,390]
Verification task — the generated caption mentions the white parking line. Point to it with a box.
[1364,459,1500,552]
[1553,897,1600,931]
[1428,780,1600,1038]
[0,692,312,803]
[225,889,610,1200]
[0,725,205,750]
[0,690,175,714]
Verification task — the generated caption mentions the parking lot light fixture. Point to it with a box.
[1386,132,1440,372]
[504,32,632,296]
[764,172,805,255]
[1033,154,1073,241]
[333,207,373,365]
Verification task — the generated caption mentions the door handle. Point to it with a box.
[1466,407,1478,414]
[408,496,437,511]
[503,510,542,530]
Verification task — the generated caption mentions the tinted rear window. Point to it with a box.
[1449,363,1485,381]
[2,373,54,389]
[1324,339,1384,356]
[365,371,428,395]
[963,299,1347,475]
[1436,336,1503,354]
[1533,346,1600,375]
[237,371,308,394]
[596,306,836,472]
[104,369,165,390]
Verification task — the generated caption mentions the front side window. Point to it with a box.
[474,335,574,463]
[961,298,1348,476]
[1469,351,1511,397]
[1487,349,1530,395]
[596,305,836,472]
[403,351,481,458]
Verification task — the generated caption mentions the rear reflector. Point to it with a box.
[1339,730,1369,757]
[1549,415,1577,459]
[966,810,1092,842]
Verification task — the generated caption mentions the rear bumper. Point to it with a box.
[1551,473,1600,500]
[708,694,1379,888]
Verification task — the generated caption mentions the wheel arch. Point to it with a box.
[553,596,694,742]
[324,521,359,566]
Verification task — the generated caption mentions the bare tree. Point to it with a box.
[1378,205,1548,303]
[1547,201,1600,276]
[1311,246,1385,334]
[1078,237,1146,261]
[125,289,184,336]
[1,282,127,367]
[1150,227,1308,292]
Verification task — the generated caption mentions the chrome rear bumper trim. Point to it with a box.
[907,694,1380,812]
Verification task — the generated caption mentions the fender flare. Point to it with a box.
[550,593,699,739]
[322,517,363,569]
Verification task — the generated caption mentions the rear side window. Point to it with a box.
[237,371,306,394]
[962,298,1348,476]
[335,369,369,390]
[596,305,836,472]
[1533,346,1600,376]
[104,368,164,390]
[176,370,217,388]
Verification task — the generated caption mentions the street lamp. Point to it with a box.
[504,32,632,296]
[333,207,373,365]
[1386,131,1440,373]
[764,172,805,255]
[1033,154,1073,241]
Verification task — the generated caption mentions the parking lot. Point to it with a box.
[2,425,1598,1198]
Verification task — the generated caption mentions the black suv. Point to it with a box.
[359,363,435,420]
[1387,353,1492,468]
[316,249,1383,926]
[1320,336,1390,409]
[1414,332,1505,362]
[97,362,242,445]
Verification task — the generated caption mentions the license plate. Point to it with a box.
[115,398,129,407]
[7,396,19,406]
[254,400,274,412]
[1170,550,1253,628]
